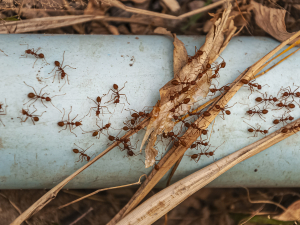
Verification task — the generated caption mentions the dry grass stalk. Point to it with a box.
[107,30,300,225]
[115,118,300,225]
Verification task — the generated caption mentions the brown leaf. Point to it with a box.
[251,1,300,44]
[153,27,173,38]
[273,200,300,221]
[161,0,180,12]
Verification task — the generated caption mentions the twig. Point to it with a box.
[69,207,93,225]
[58,174,146,210]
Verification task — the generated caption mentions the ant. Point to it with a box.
[187,46,204,64]
[246,106,268,121]
[255,93,278,106]
[58,107,86,137]
[18,106,46,125]
[244,121,271,137]
[73,143,94,162]
[279,85,300,99]
[171,76,196,86]
[190,122,208,135]
[47,51,76,91]
[169,98,191,113]
[106,82,130,111]
[23,82,64,112]
[87,96,111,117]
[166,131,187,147]
[273,113,294,125]
[214,103,236,119]
[126,108,152,123]
[20,44,48,68]
[280,124,300,134]
[187,145,217,163]
[0,99,8,126]
[209,84,231,95]
[241,79,266,96]
[190,139,209,150]
[85,119,112,139]
[122,120,143,132]
[274,100,296,111]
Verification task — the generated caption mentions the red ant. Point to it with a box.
[275,100,296,111]
[58,107,86,137]
[126,108,152,123]
[167,131,187,147]
[273,113,294,125]
[241,79,267,96]
[87,96,111,117]
[73,143,94,162]
[171,76,196,86]
[20,44,48,68]
[214,103,236,119]
[85,119,112,139]
[0,99,7,126]
[47,51,76,91]
[122,120,143,132]
[244,121,271,137]
[209,84,230,95]
[169,98,191,113]
[279,85,300,99]
[190,139,209,150]
[18,106,46,125]
[187,145,217,163]
[280,124,300,134]
[255,93,278,106]
[190,122,208,135]
[23,82,64,112]
[187,46,204,64]
[246,106,268,121]
[106,82,130,111]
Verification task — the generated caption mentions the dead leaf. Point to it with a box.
[161,0,180,12]
[154,27,173,38]
[251,1,300,44]
[273,200,300,221]
[293,4,300,10]
[140,3,236,168]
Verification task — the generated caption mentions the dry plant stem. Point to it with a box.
[108,30,300,225]
[10,118,150,225]
[69,207,93,225]
[116,119,300,225]
[58,174,146,210]
[62,190,106,203]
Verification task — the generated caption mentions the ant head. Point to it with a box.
[220,61,226,68]
[185,122,190,128]
[162,133,168,138]
[289,104,295,108]
[283,92,289,97]
[54,61,60,67]
[45,97,51,102]
[33,117,39,122]
[204,142,208,146]
[174,141,180,147]
[273,97,278,102]
[154,164,160,170]
[202,130,208,135]
[114,99,120,104]
[105,123,111,128]
[183,98,190,104]
[138,112,144,116]
[247,110,253,114]
[273,119,279,124]
[296,92,300,97]
[25,49,32,54]
[131,113,139,118]
[123,126,129,131]
[281,128,288,133]
[225,110,231,115]
[75,121,82,126]
[58,121,65,127]
[262,109,268,114]
[86,156,90,161]
[289,116,294,121]
[130,119,135,125]
[173,115,178,120]
[255,97,262,102]
[211,74,217,79]
[191,154,198,159]
[96,96,101,102]
[191,143,197,149]
[96,111,100,116]
[203,111,211,117]
[241,79,249,84]
[38,53,44,58]
[113,84,118,89]
[248,128,254,132]
[208,151,214,156]
[277,103,283,107]
[108,135,115,141]
[224,86,230,91]
[128,150,134,156]
[21,109,27,115]
[258,85,262,89]
[73,149,79,153]
[171,80,180,85]
[92,131,98,136]
[206,63,211,69]
[191,123,197,129]
[263,130,268,134]
[215,105,220,109]
[28,93,35,98]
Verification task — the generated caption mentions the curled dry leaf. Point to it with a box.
[161,0,180,12]
[140,3,236,168]
[251,1,300,44]
[273,200,300,221]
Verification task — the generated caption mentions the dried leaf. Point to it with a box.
[153,27,173,38]
[161,0,180,12]
[251,1,300,44]
[273,200,300,221]
[140,3,236,168]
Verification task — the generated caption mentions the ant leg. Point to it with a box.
[30,117,36,125]
[28,99,38,108]
[63,65,76,70]
[61,51,65,66]
[87,107,97,117]
[71,115,78,122]
[0,119,5,127]
[38,85,48,96]
[68,106,73,121]
[119,81,128,92]
[23,81,38,95]
[70,126,78,137]
[32,58,38,68]
[49,101,62,113]
[59,78,67,92]
[119,103,126,113]
[119,94,130,105]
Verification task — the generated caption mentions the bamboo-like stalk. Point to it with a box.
[115,118,300,225]
[107,30,300,225]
